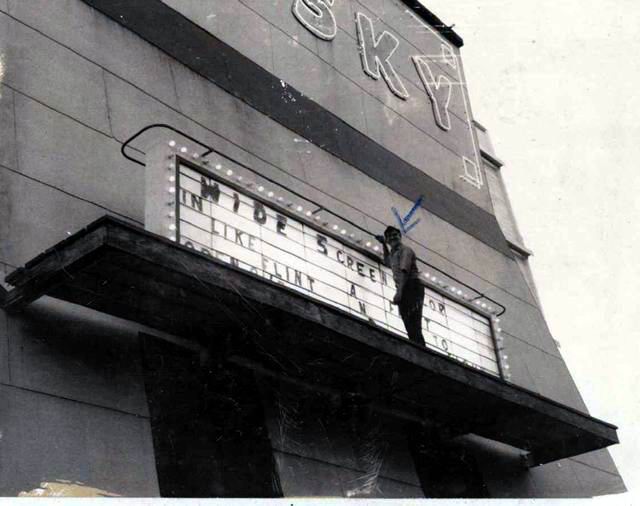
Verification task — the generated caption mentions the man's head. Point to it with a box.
[384,226,402,248]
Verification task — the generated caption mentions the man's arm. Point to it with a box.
[375,235,391,267]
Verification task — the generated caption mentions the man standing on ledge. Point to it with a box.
[376,226,425,346]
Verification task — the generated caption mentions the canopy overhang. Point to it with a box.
[3,217,618,466]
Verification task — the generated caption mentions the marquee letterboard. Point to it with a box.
[174,162,499,376]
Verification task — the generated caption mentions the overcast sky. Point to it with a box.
[420,0,639,499]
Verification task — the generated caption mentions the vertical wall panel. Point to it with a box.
[0,12,110,134]
[0,385,159,497]
[7,298,149,417]
[14,94,143,220]
[0,308,9,384]
[0,85,17,171]
[0,166,115,267]
[8,0,179,108]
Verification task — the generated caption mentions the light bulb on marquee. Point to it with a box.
[180,147,188,154]
[168,140,176,147]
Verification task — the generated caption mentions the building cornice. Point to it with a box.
[399,1,464,47]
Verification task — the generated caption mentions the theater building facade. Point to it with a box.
[0,0,625,498]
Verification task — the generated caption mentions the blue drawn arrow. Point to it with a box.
[403,218,421,234]
[392,195,423,234]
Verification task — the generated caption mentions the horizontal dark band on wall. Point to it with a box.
[82,0,512,257]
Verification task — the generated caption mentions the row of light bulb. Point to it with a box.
[420,271,502,316]
[167,163,177,243]
[493,317,511,381]
[165,146,179,241]
[167,141,382,253]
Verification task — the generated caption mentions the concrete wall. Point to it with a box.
[0,297,159,496]
[0,0,623,497]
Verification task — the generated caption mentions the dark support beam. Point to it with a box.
[4,228,108,312]
[228,354,436,429]
[520,452,536,469]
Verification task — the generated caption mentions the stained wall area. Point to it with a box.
[0,0,625,497]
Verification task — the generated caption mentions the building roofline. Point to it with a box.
[480,148,505,169]
[508,240,534,258]
[398,0,464,47]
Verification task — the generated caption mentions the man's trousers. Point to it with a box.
[399,280,425,346]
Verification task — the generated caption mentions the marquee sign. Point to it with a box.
[144,148,501,376]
